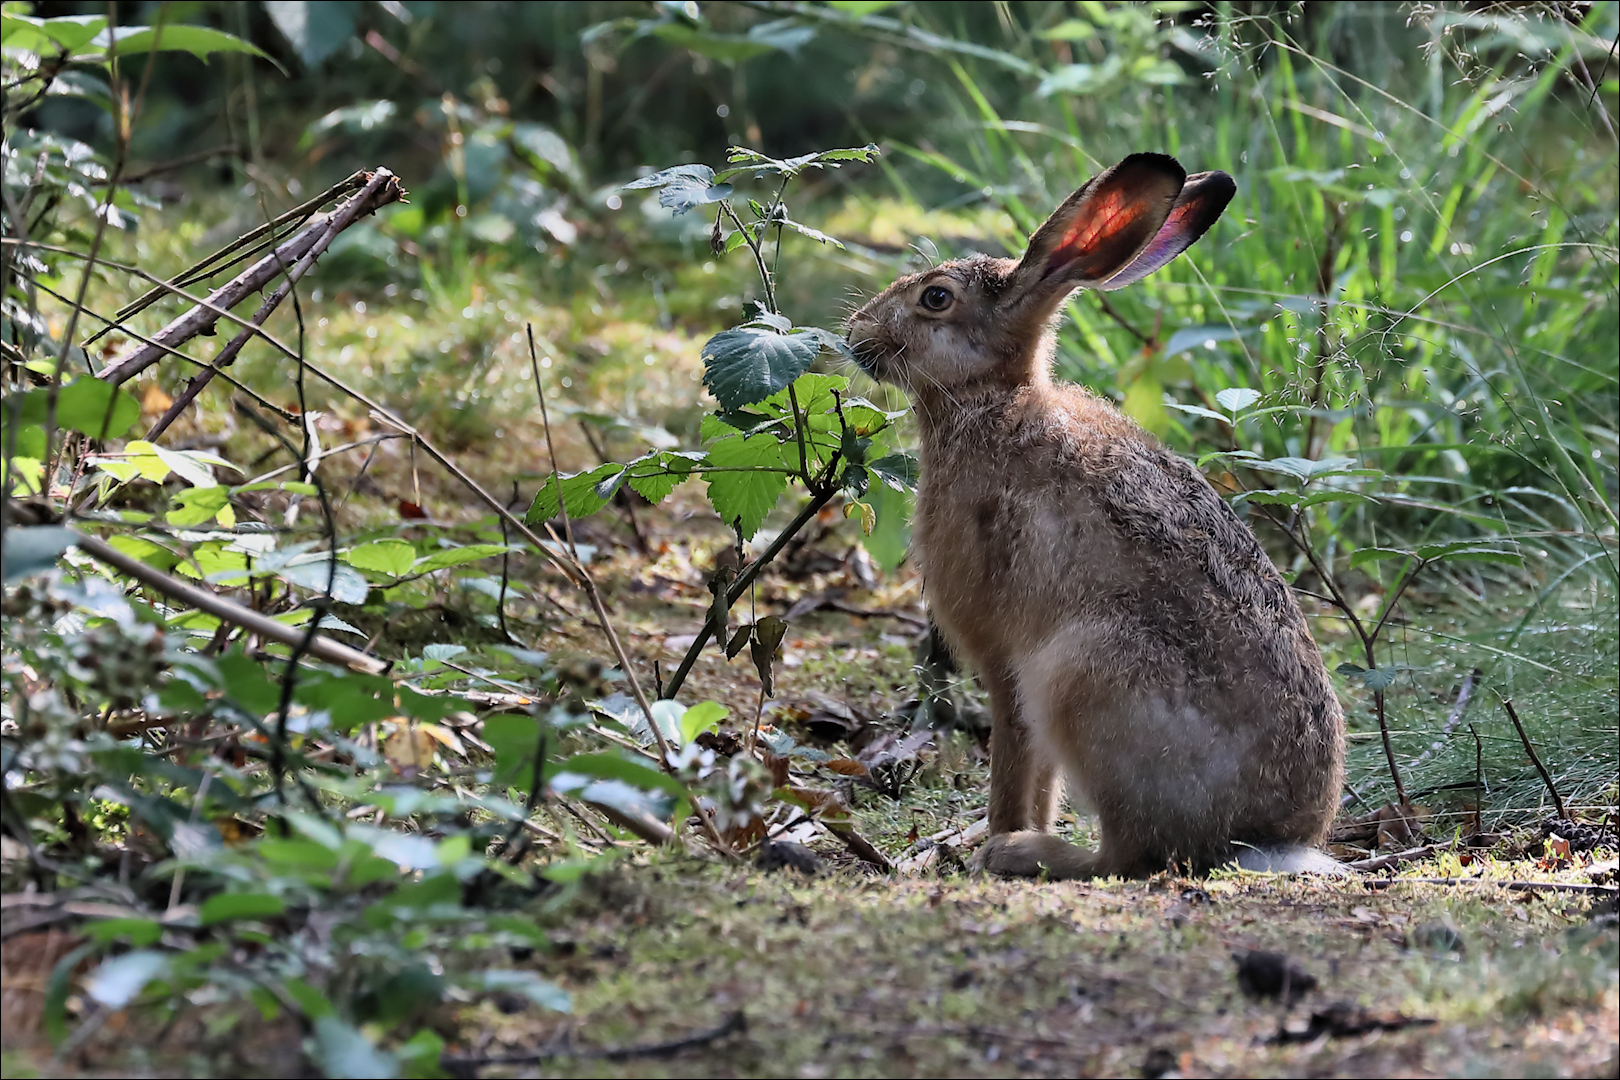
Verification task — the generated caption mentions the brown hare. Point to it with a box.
[846,153,1346,879]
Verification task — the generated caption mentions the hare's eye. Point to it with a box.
[920,285,953,312]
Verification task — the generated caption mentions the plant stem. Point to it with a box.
[721,201,775,312]
[1500,695,1567,821]
[661,485,836,700]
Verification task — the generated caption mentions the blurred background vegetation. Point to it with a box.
[3,2,1617,1070]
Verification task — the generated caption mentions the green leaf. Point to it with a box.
[621,163,732,215]
[85,918,163,946]
[679,700,729,744]
[484,713,543,792]
[555,751,688,801]
[868,452,919,492]
[396,1029,446,1079]
[780,217,844,247]
[1244,456,1359,483]
[702,326,830,409]
[1166,402,1229,424]
[41,379,141,439]
[165,485,231,527]
[1348,547,1416,570]
[1215,387,1262,413]
[199,892,286,925]
[2,13,108,55]
[525,463,620,524]
[265,0,356,66]
[346,539,417,577]
[471,971,571,1012]
[274,558,370,604]
[283,976,335,1019]
[703,432,789,540]
[313,1015,399,1080]
[1414,541,1523,566]
[2,526,77,582]
[95,24,275,65]
[647,23,777,63]
[626,451,703,505]
[414,543,509,573]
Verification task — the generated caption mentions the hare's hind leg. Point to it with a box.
[977,831,1114,880]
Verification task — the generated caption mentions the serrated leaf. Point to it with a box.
[346,539,416,577]
[275,558,370,603]
[55,379,140,439]
[621,163,732,215]
[701,326,822,409]
[679,701,729,744]
[1231,489,1305,507]
[165,485,231,527]
[525,463,620,524]
[2,13,107,54]
[1244,455,1358,482]
[868,452,919,492]
[703,433,789,540]
[1348,547,1417,570]
[199,892,286,925]
[414,543,508,573]
[1215,387,1262,413]
[1165,402,1230,424]
[780,217,844,247]
[626,452,703,505]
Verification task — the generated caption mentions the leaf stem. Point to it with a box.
[721,200,776,313]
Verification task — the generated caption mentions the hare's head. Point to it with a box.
[847,153,1234,400]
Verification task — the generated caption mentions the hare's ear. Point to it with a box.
[1093,170,1236,291]
[1003,153,1185,310]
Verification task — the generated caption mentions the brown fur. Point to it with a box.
[847,155,1345,879]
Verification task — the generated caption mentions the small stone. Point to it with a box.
[1411,919,1466,955]
[756,840,821,875]
[1233,949,1318,1004]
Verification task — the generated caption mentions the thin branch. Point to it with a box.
[96,169,406,385]
[660,486,836,701]
[1499,695,1568,820]
[65,526,389,676]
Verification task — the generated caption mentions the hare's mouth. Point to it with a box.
[846,334,890,378]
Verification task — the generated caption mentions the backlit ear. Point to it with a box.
[1005,153,1185,308]
[1093,170,1236,291]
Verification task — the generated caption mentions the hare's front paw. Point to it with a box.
[975,831,1097,880]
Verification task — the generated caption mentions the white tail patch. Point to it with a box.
[1229,844,1352,876]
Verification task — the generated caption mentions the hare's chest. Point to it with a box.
[913,478,1063,650]
[914,469,1131,660]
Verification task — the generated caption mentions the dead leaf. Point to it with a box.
[383,721,438,774]
[140,382,173,415]
[825,758,869,777]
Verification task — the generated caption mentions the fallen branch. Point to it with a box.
[441,1010,746,1073]
[825,820,894,872]
[1345,843,1441,873]
[97,169,406,387]
[70,528,389,676]
[1364,877,1617,896]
